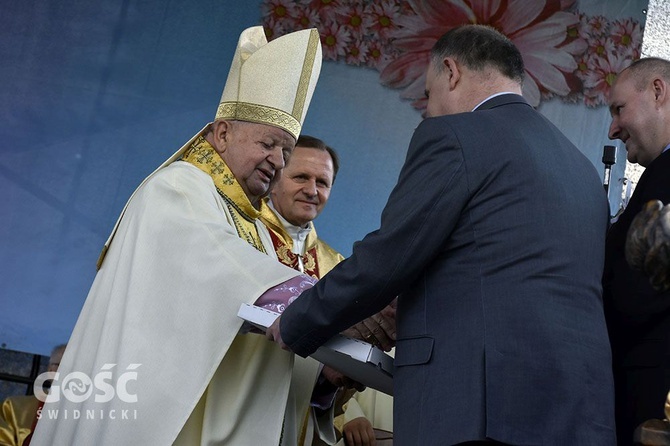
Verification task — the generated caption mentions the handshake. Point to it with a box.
[256,296,397,394]
[340,297,397,352]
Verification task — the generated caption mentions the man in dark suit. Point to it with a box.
[268,24,615,445]
[603,57,670,444]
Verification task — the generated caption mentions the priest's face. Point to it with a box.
[270,145,334,227]
[214,120,295,206]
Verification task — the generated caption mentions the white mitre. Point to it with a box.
[217,26,322,140]
[97,26,323,268]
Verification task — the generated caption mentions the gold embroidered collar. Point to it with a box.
[260,200,318,251]
[182,135,260,219]
[182,135,267,252]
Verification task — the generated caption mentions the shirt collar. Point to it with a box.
[267,200,311,250]
[472,92,519,112]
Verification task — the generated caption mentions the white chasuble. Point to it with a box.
[31,161,321,446]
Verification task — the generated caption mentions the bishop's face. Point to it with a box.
[217,121,295,205]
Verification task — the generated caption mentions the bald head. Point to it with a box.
[608,57,670,167]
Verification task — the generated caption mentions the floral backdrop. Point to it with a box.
[262,0,643,111]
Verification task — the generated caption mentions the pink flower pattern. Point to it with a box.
[260,0,643,109]
[611,18,642,59]
[582,52,632,106]
[586,15,610,38]
[320,22,353,60]
[292,7,322,30]
[344,40,369,66]
[334,2,373,40]
[262,0,298,21]
[368,0,401,39]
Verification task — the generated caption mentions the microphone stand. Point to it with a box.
[602,145,616,195]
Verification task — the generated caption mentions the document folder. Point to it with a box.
[238,303,394,395]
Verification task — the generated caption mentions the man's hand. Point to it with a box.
[266,316,289,350]
[342,416,376,446]
[321,366,366,392]
[342,298,397,351]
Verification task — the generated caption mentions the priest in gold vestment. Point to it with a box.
[261,136,394,446]
[261,135,344,280]
[30,26,328,446]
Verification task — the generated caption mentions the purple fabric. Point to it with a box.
[254,275,316,314]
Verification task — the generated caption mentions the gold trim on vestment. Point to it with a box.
[182,136,266,253]
[292,29,320,122]
[260,200,318,251]
[216,102,301,140]
[260,203,344,278]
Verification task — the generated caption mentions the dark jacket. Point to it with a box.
[603,148,670,444]
[282,94,615,445]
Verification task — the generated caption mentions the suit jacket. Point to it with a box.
[603,149,670,444]
[280,94,615,445]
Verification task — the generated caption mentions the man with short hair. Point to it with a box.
[262,135,344,279]
[261,136,394,446]
[604,56,670,444]
[269,24,615,444]
[31,26,327,446]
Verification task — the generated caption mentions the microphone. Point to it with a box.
[602,145,616,194]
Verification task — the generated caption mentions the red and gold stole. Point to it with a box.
[260,205,321,279]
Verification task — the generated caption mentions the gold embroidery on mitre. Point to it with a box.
[181,136,265,253]
[292,29,319,122]
[216,102,301,140]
